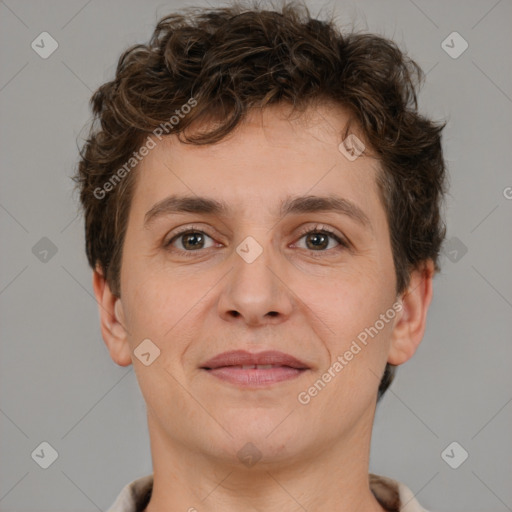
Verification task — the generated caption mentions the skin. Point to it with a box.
[93,102,434,512]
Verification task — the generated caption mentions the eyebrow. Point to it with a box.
[143,194,372,230]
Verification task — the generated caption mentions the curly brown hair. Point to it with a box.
[73,0,447,401]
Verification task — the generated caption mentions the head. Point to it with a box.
[74,0,446,467]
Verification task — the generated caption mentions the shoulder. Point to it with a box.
[107,473,430,512]
[106,474,153,512]
[370,473,430,512]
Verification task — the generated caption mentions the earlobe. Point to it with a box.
[92,266,132,367]
[387,261,434,366]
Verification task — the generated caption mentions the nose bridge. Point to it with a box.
[218,232,293,325]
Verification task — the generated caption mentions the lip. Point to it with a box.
[201,350,309,369]
[200,350,310,387]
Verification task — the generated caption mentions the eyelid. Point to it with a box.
[294,223,350,249]
[164,222,350,252]
[164,224,218,246]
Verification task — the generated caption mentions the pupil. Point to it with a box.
[307,233,327,250]
[184,233,203,250]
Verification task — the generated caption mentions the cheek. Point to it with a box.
[121,270,182,345]
[293,268,395,404]
[299,316,394,424]
[296,266,390,337]
[121,269,214,377]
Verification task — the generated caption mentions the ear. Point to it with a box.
[387,260,435,366]
[92,265,132,367]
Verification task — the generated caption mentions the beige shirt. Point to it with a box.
[106,473,429,511]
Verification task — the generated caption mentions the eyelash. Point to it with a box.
[164,223,349,258]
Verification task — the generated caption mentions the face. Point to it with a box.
[97,103,428,468]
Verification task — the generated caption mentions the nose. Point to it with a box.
[217,237,294,327]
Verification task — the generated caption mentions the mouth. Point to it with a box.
[200,350,310,387]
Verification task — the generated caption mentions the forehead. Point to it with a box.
[129,103,384,227]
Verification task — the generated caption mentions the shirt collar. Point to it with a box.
[107,473,428,512]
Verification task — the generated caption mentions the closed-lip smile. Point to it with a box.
[200,350,310,387]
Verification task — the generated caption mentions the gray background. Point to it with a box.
[0,0,511,510]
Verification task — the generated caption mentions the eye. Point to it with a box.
[163,224,349,257]
[165,228,218,253]
[293,224,348,252]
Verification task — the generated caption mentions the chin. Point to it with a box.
[211,413,304,462]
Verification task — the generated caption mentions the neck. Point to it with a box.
[143,408,386,512]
